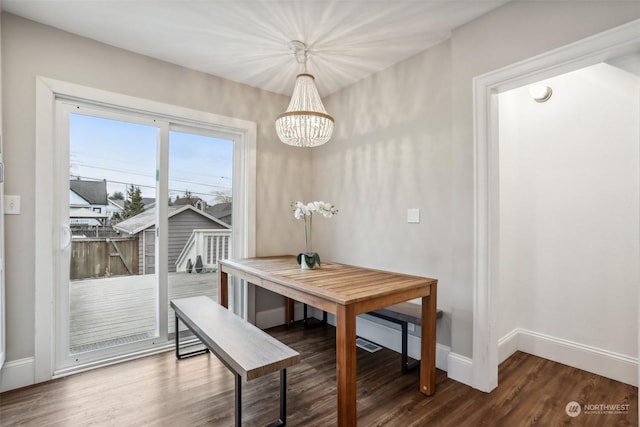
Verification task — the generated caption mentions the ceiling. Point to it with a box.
[2,0,511,97]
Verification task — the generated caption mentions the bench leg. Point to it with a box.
[263,369,287,427]
[280,369,287,426]
[303,304,327,329]
[235,369,286,427]
[174,314,209,359]
[401,321,420,374]
[235,373,242,427]
[175,314,180,359]
[367,311,420,374]
[401,321,408,374]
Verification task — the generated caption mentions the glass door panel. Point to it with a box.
[167,128,233,337]
[64,111,159,363]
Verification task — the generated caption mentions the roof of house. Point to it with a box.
[70,179,108,205]
[142,197,156,208]
[206,202,232,224]
[108,199,126,210]
[112,204,230,235]
[173,196,203,206]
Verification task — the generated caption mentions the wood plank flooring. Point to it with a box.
[1,322,637,426]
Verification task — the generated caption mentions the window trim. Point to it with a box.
[35,76,256,382]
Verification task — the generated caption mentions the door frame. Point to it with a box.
[472,19,640,392]
[54,101,170,373]
[34,77,256,382]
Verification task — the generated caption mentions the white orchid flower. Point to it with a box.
[291,200,338,220]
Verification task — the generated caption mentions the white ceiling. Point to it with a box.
[2,0,511,96]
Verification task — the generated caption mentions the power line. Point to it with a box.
[70,175,231,199]
[71,161,232,183]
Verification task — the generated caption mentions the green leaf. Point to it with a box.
[297,252,321,268]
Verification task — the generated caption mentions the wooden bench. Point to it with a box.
[303,301,442,374]
[171,296,300,427]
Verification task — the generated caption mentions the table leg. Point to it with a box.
[335,304,357,426]
[219,269,229,308]
[420,283,437,395]
[284,297,295,326]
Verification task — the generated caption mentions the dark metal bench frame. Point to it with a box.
[366,310,420,373]
[303,303,441,374]
[173,300,291,427]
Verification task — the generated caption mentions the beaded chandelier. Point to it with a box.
[275,41,334,147]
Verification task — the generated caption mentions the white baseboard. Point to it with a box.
[498,328,638,386]
[447,352,473,386]
[255,303,306,329]
[0,357,35,392]
[497,328,520,364]
[353,314,451,372]
[257,307,451,372]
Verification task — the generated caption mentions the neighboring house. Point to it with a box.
[69,179,108,226]
[173,196,231,225]
[173,196,205,210]
[107,199,125,219]
[206,202,232,226]
[142,197,156,210]
[113,204,230,274]
[107,198,154,221]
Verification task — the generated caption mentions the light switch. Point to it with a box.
[5,195,21,215]
[407,208,420,224]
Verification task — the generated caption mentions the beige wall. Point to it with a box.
[317,1,640,358]
[1,12,310,362]
[2,0,639,373]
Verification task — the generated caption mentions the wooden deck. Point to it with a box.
[69,271,217,353]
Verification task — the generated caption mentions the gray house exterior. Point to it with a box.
[113,204,230,274]
[69,179,109,226]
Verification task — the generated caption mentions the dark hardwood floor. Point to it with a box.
[0,322,637,426]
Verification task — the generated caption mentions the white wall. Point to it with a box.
[498,63,639,384]
[318,1,640,366]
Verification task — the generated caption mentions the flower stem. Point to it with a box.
[304,215,313,253]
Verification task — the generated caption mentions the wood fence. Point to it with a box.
[71,238,138,280]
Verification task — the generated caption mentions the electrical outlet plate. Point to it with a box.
[5,195,20,215]
[407,208,420,223]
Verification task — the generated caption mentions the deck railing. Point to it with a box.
[175,229,231,272]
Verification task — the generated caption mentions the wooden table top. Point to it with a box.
[219,256,437,312]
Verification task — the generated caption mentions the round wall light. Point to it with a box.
[529,84,553,103]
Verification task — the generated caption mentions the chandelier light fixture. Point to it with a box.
[275,40,334,147]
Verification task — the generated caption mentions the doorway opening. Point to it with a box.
[472,19,640,392]
[497,63,639,385]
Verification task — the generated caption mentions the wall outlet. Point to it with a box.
[5,195,21,215]
[407,208,420,223]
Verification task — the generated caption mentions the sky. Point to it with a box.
[69,113,233,205]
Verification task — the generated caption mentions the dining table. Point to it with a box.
[218,255,438,426]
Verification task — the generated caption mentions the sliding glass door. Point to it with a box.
[55,102,235,373]
[166,127,233,338]
[56,104,162,371]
